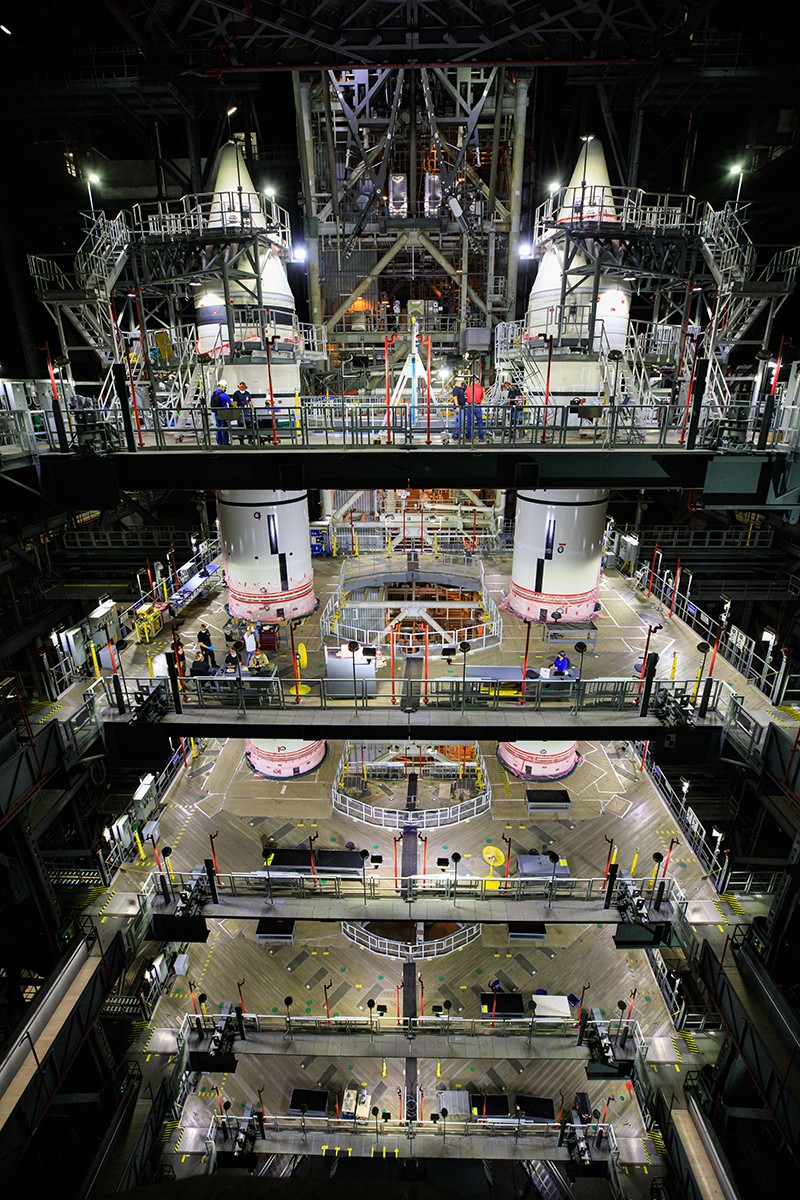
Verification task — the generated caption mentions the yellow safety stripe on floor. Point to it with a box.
[711,898,731,925]
[196,929,220,986]
[640,1138,652,1164]
[160,1120,180,1143]
[648,1130,666,1155]
[670,1037,684,1062]
[721,892,746,916]
[678,1030,699,1053]
[173,1128,185,1153]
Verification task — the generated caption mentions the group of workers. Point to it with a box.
[210,380,255,446]
[184,621,272,679]
[450,378,525,440]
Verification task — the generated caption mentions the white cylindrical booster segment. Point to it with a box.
[508,488,608,622]
[526,246,629,352]
[218,489,316,621]
[498,740,579,780]
[246,738,326,779]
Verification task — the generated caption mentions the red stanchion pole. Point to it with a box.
[209,831,220,882]
[647,542,660,598]
[669,558,682,619]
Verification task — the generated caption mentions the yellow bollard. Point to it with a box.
[353,530,359,557]
[162,580,169,602]
[381,1058,387,1078]
[147,652,155,679]
[190,737,198,759]
[164,853,176,882]
[294,390,301,435]
[631,848,639,876]
[436,1060,442,1078]
[692,661,703,702]
[89,642,101,678]
[670,652,678,681]
[434,534,439,559]
[611,846,618,865]
[133,830,146,862]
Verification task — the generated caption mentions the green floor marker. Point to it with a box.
[469,1066,475,1072]
[599,1009,605,1015]
[374,844,379,850]
[679,862,687,868]
[476,968,483,975]
[341,966,346,972]
[330,837,337,843]
[378,975,384,981]
[442,845,448,851]
[348,1064,353,1070]
[644,995,652,1002]
[272,1007,278,1013]
[439,975,444,981]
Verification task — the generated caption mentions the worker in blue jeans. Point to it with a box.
[210,381,232,445]
[451,379,467,437]
[464,379,485,441]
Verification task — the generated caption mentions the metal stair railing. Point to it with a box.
[74,211,130,294]
[699,201,755,288]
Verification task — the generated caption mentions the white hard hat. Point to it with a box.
[218,380,228,390]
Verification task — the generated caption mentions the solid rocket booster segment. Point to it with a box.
[218,489,316,621]
[497,740,579,780]
[526,138,629,351]
[507,488,608,623]
[246,739,326,779]
[195,141,301,403]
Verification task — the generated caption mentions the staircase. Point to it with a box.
[28,211,131,363]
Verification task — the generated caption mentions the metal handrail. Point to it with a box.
[340,919,482,959]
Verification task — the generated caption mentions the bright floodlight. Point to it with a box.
[730,163,743,175]
[88,173,100,183]
[548,180,560,193]
[226,105,238,117]
[293,246,307,262]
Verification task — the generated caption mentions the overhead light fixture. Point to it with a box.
[0,25,11,35]
[292,246,307,262]
[264,187,275,199]
[729,163,743,176]
[226,105,238,117]
[548,180,560,193]
[88,172,100,184]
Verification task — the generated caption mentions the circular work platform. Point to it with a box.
[342,919,482,961]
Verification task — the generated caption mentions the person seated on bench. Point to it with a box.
[248,648,271,674]
[190,651,211,677]
[552,652,570,673]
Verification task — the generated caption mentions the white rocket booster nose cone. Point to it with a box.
[557,138,617,224]
[208,142,265,231]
